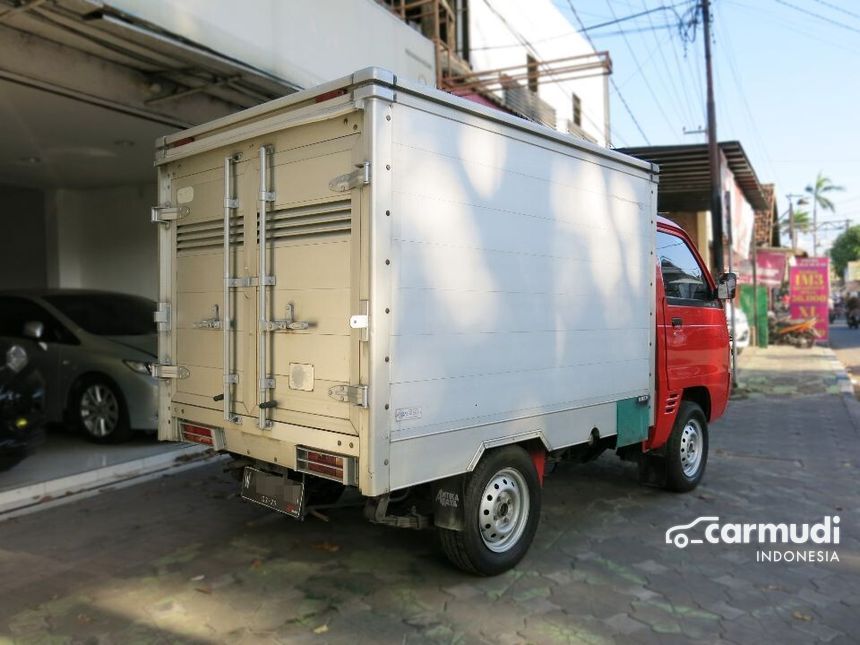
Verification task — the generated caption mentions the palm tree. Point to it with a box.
[779,209,811,240]
[805,172,844,255]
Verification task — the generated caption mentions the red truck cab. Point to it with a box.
[639,216,732,491]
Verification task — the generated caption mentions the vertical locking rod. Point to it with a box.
[223,154,239,423]
[258,145,273,429]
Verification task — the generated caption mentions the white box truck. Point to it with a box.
[152,68,732,575]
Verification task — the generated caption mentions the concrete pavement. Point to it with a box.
[0,348,858,644]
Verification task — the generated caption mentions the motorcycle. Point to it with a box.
[0,336,46,471]
[768,313,820,348]
[848,309,860,329]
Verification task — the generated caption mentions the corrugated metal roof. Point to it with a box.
[618,141,769,212]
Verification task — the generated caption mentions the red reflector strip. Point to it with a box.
[168,136,195,149]
[314,89,347,103]
[305,451,343,468]
[181,423,213,446]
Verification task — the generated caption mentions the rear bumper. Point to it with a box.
[165,402,361,486]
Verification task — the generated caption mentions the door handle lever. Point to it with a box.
[672,317,683,328]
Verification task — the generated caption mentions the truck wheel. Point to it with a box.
[438,445,541,575]
[664,401,708,492]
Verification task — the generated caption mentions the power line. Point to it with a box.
[578,4,686,33]
[602,0,679,134]
[640,0,699,128]
[479,0,611,143]
[715,2,781,188]
[564,0,652,144]
[773,0,860,35]
[810,0,860,22]
[724,0,860,55]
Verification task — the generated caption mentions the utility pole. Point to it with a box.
[702,0,724,274]
[788,198,796,250]
[786,193,807,250]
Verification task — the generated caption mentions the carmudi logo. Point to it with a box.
[665,516,841,563]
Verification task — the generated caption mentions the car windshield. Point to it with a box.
[44,294,155,336]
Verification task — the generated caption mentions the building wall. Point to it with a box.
[665,211,711,268]
[46,184,157,299]
[0,185,47,290]
[467,0,608,146]
[104,0,436,88]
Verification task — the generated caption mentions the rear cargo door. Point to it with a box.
[168,115,364,437]
[261,127,363,436]
[171,154,253,419]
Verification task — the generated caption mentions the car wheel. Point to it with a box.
[438,445,541,575]
[75,376,132,443]
[664,401,708,492]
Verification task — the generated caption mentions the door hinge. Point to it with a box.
[154,302,171,331]
[149,363,190,379]
[328,384,368,407]
[151,205,190,224]
[329,161,370,192]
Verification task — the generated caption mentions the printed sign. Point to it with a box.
[789,257,829,341]
[756,250,789,287]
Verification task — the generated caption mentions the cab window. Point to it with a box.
[656,231,712,304]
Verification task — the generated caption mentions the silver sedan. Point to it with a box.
[0,290,157,442]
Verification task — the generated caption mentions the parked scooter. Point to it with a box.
[0,334,46,471]
[768,312,820,348]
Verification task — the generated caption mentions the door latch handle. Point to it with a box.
[194,304,222,330]
[672,317,683,328]
[264,303,310,331]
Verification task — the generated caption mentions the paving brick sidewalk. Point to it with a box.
[0,350,857,644]
[734,344,848,397]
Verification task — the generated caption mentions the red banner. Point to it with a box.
[789,257,829,341]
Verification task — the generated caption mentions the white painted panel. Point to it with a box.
[387,100,654,444]
[388,403,616,491]
[393,290,643,336]
[390,358,648,438]
[390,328,649,383]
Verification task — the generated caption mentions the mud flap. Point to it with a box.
[638,452,668,488]
[431,475,466,531]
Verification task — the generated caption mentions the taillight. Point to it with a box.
[181,422,214,446]
[296,447,356,485]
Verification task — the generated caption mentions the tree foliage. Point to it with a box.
[778,209,811,236]
[830,225,860,277]
[805,172,844,214]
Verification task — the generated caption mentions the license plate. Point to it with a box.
[240,467,305,518]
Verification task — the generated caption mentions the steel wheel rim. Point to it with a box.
[478,467,530,553]
[81,384,119,437]
[680,419,703,478]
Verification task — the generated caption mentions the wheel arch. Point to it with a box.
[682,386,711,421]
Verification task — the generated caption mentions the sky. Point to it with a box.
[552,0,860,256]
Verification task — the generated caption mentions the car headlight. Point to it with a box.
[123,359,151,374]
[6,345,28,373]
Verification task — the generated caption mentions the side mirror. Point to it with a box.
[717,272,737,300]
[23,321,44,340]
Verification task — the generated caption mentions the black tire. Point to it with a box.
[664,401,708,492]
[73,375,133,444]
[0,449,26,472]
[438,445,541,576]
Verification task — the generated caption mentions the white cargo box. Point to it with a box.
[153,68,658,498]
